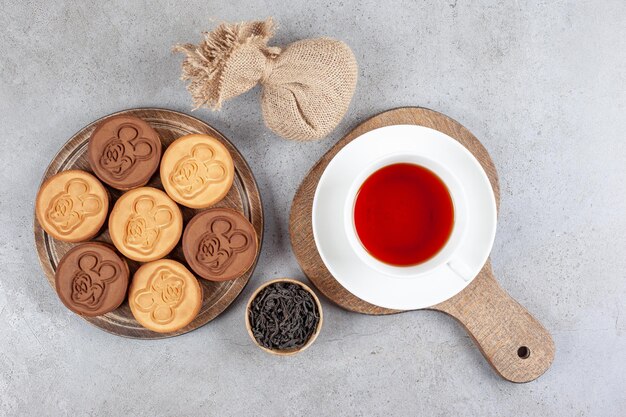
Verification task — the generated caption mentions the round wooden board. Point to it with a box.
[34,108,263,339]
[290,107,554,382]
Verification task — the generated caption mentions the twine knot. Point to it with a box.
[260,57,276,85]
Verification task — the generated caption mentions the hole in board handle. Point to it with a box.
[517,346,531,359]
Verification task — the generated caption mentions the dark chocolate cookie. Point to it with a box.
[88,115,162,190]
[182,208,258,281]
[55,242,129,317]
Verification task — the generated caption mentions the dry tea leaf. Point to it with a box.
[248,282,320,351]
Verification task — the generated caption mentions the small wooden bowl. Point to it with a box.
[245,278,323,356]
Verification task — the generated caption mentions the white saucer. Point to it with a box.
[312,125,497,310]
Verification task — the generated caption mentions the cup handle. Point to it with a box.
[446,258,475,282]
[431,260,555,383]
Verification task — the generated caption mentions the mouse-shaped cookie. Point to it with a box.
[170,143,227,199]
[88,115,162,190]
[195,216,251,274]
[161,134,234,208]
[109,187,182,262]
[124,196,175,255]
[36,170,109,242]
[183,208,258,281]
[128,259,202,333]
[55,242,129,317]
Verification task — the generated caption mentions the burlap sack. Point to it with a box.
[173,19,358,141]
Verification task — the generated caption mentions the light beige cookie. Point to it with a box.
[35,170,109,242]
[160,134,234,209]
[108,187,182,262]
[128,259,202,333]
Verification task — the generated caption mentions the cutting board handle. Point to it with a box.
[432,260,555,383]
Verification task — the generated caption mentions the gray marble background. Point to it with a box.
[1,1,624,416]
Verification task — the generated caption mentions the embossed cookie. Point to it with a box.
[35,170,109,242]
[108,187,183,262]
[160,134,234,208]
[55,242,129,317]
[128,259,202,333]
[182,208,258,281]
[88,115,162,190]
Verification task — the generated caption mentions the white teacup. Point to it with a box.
[343,153,473,280]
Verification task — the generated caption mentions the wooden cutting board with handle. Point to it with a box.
[289,107,554,382]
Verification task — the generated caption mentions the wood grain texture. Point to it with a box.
[289,107,554,382]
[433,262,555,382]
[34,108,263,339]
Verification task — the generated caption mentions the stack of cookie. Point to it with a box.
[35,116,259,333]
